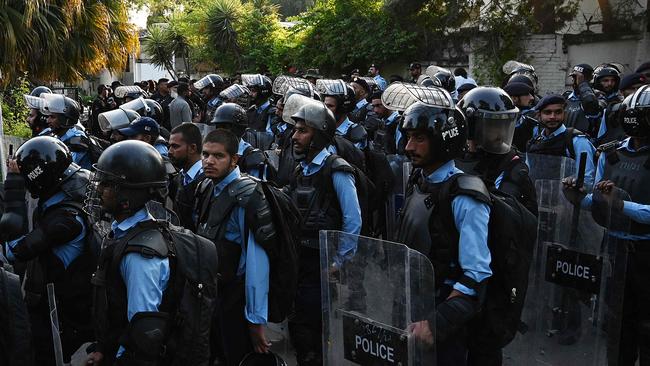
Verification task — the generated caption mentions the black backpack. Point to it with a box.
[253,179,302,323]
[0,264,34,366]
[436,173,537,348]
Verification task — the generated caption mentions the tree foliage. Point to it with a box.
[0,0,139,85]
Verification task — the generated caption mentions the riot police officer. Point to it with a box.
[527,94,597,187]
[194,74,225,124]
[396,101,492,365]
[118,116,170,157]
[349,77,371,124]
[370,91,402,154]
[243,74,275,133]
[97,108,140,144]
[504,82,536,152]
[119,97,164,126]
[41,93,93,169]
[194,129,273,365]
[318,79,369,149]
[564,64,607,138]
[564,84,650,365]
[457,86,538,216]
[210,103,271,179]
[23,86,53,137]
[168,122,205,231]
[286,100,362,366]
[2,136,94,365]
[84,140,173,365]
[594,65,627,146]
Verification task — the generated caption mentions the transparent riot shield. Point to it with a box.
[192,122,215,139]
[503,178,630,366]
[526,153,577,183]
[385,155,411,238]
[320,231,436,365]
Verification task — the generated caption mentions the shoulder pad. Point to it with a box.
[452,174,491,205]
[329,155,355,174]
[242,147,266,168]
[126,228,169,258]
[228,176,259,207]
[346,124,368,143]
[66,136,89,151]
[566,127,587,138]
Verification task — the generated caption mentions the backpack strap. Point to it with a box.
[564,127,586,160]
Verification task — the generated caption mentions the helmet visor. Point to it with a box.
[194,74,223,90]
[316,79,347,96]
[219,84,250,100]
[283,94,323,124]
[382,82,453,112]
[474,112,517,154]
[120,97,148,115]
[272,76,313,97]
[41,93,66,115]
[114,86,144,99]
[98,109,139,133]
[24,95,45,110]
[241,74,265,87]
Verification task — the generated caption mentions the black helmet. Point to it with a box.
[593,65,621,93]
[120,97,163,122]
[242,74,273,100]
[15,136,74,197]
[290,97,336,151]
[194,74,225,91]
[621,85,650,138]
[434,70,456,93]
[316,79,356,114]
[238,352,287,366]
[510,66,539,85]
[41,93,80,128]
[416,75,441,88]
[30,86,52,97]
[87,140,167,219]
[211,103,249,137]
[457,86,519,154]
[99,108,141,133]
[401,101,467,162]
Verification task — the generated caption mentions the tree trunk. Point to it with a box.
[598,0,614,33]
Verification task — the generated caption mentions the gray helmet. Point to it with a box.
[291,100,336,150]
[41,93,80,128]
[194,74,225,91]
[113,85,146,100]
[98,108,141,133]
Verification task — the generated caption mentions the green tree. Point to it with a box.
[142,24,177,79]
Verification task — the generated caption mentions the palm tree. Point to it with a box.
[205,0,243,69]
[142,24,177,79]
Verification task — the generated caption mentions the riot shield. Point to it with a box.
[526,153,577,183]
[192,122,215,138]
[503,178,630,366]
[320,231,436,365]
[385,155,411,238]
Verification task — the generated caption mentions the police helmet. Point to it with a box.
[457,86,519,154]
[242,74,273,99]
[621,85,650,138]
[194,74,225,91]
[30,86,52,97]
[433,69,456,93]
[99,108,141,133]
[88,140,167,217]
[316,79,356,114]
[291,100,337,150]
[211,103,249,137]
[120,97,163,122]
[400,101,467,162]
[41,93,80,128]
[593,65,621,93]
[15,136,74,197]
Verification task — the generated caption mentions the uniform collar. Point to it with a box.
[111,207,154,239]
[213,166,241,197]
[300,148,330,175]
[620,137,650,153]
[424,160,460,184]
[238,139,252,155]
[181,159,204,183]
[257,100,270,113]
[355,99,368,110]
[541,124,567,139]
[59,126,84,142]
[386,111,400,124]
[336,118,354,135]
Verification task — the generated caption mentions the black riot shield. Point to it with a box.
[320,231,436,365]
[503,173,630,365]
[385,155,411,238]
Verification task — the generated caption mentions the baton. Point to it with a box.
[568,152,587,246]
[47,283,66,366]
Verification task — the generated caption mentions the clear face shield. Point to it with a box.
[98,109,140,133]
[120,97,148,116]
[114,86,144,99]
[473,111,518,154]
[41,93,67,115]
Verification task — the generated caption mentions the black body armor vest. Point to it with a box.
[527,127,583,159]
[247,103,274,132]
[564,98,592,136]
[172,171,205,232]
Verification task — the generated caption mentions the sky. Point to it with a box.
[129,7,149,29]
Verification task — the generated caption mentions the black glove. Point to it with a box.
[432,294,480,341]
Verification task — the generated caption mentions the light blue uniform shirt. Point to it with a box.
[180,159,204,186]
[581,138,650,240]
[424,160,492,296]
[300,148,362,266]
[5,191,86,268]
[154,143,169,157]
[238,139,263,178]
[336,117,367,149]
[374,75,387,91]
[212,167,270,324]
[257,100,275,135]
[530,124,596,188]
[354,99,369,112]
[59,128,92,169]
[112,208,170,357]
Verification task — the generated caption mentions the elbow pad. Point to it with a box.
[0,212,26,241]
[12,214,83,261]
[577,82,601,115]
[433,295,480,341]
